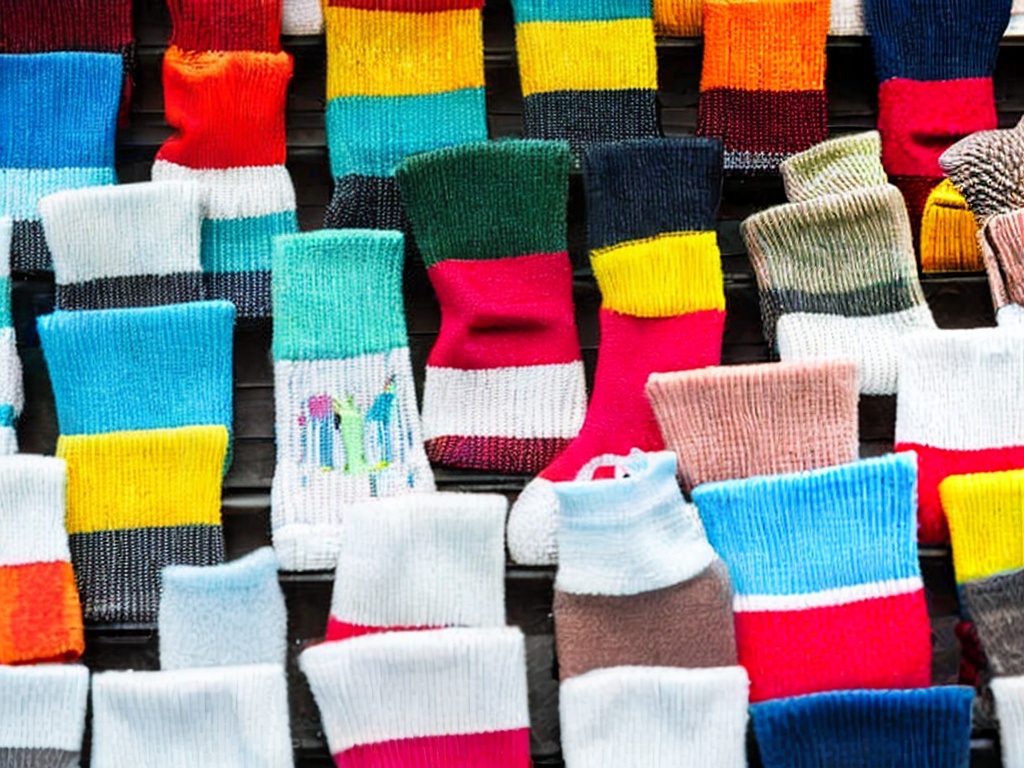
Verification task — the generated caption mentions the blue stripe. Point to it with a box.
[0,167,116,221]
[0,405,14,428]
[510,0,652,23]
[0,277,11,326]
[201,211,298,274]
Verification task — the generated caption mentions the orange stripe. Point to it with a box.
[0,562,84,665]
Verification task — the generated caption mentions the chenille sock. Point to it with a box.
[0,664,89,767]
[395,140,586,472]
[978,209,1024,326]
[829,0,866,34]
[962,567,1024,676]
[991,676,1024,768]
[940,116,1024,220]
[779,131,888,202]
[506,138,726,565]
[653,0,702,36]
[0,219,21,453]
[920,179,984,272]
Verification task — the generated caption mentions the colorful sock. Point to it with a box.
[553,451,736,680]
[962,567,1024,676]
[0,455,82,665]
[751,687,975,768]
[0,52,120,271]
[326,493,507,641]
[506,137,726,566]
[991,676,1024,768]
[647,360,859,493]
[322,0,487,235]
[39,181,204,310]
[271,231,434,572]
[0,219,21,453]
[829,0,866,34]
[300,627,531,768]
[509,0,659,158]
[0,664,89,767]
[282,0,323,34]
[742,184,935,394]
[697,0,829,173]
[779,131,888,203]
[940,116,1024,220]
[979,209,1024,326]
[895,328,1024,544]
[560,666,750,768]
[395,140,586,472]
[159,547,287,670]
[90,665,293,768]
[653,0,702,36]
[920,179,984,272]
[691,453,932,702]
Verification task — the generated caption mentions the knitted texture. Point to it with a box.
[940,117,1024,220]
[299,627,531,768]
[979,208,1024,322]
[751,687,975,768]
[691,453,932,702]
[282,0,323,34]
[830,0,866,34]
[0,219,21,453]
[697,0,829,173]
[653,0,702,36]
[779,132,887,202]
[271,230,434,572]
[158,547,287,670]
[920,179,984,272]
[560,666,750,768]
[395,140,585,472]
[0,664,89,767]
[962,567,1024,676]
[0,52,119,271]
[506,138,727,566]
[742,184,935,393]
[895,328,1024,544]
[992,676,1024,768]
[553,451,736,680]
[647,360,859,492]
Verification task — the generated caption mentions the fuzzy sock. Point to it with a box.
[779,131,888,202]
[963,567,1024,676]
[0,219,21,453]
[0,664,89,767]
[919,179,983,272]
[940,116,1024,220]
[829,0,865,34]
[506,137,726,566]
[991,676,1024,768]
[395,140,586,472]
[653,0,702,35]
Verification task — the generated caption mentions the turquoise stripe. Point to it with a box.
[326,89,487,179]
[0,405,13,428]
[0,167,116,220]
[201,210,299,274]
[0,277,10,325]
[510,0,652,23]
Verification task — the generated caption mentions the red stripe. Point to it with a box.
[427,435,572,474]
[325,618,440,642]
[335,729,531,768]
[0,0,133,51]
[0,561,84,665]
[697,89,827,155]
[327,0,484,10]
[736,589,932,703]
[169,0,283,52]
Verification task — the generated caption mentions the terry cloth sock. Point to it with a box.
[159,548,287,670]
[779,131,888,202]
[991,676,1024,768]
[90,665,293,768]
[39,181,204,310]
[560,666,750,768]
[691,453,932,702]
[646,360,859,493]
[940,117,1024,220]
[697,0,830,173]
[300,627,531,768]
[0,455,83,665]
[0,664,89,767]
[742,184,936,395]
[505,137,727,566]
[553,451,737,680]
[920,179,984,272]
[395,140,586,472]
[282,0,323,34]
[0,52,119,272]
[271,230,434,572]
[979,209,1024,326]
[963,568,1024,676]
[895,328,1024,544]
[654,0,702,36]
[321,0,487,236]
[751,687,975,768]
[830,0,866,34]
[326,493,506,641]
[0,219,21,453]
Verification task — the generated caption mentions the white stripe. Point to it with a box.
[0,218,10,279]
[152,161,296,220]
[733,576,923,613]
[0,456,69,567]
[0,328,23,416]
[0,664,89,750]
[992,676,1024,768]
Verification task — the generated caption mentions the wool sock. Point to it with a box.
[0,52,120,271]
[560,666,750,768]
[0,664,89,767]
[653,0,702,36]
[0,219,21,453]
[962,567,1024,676]
[692,453,932,702]
[282,0,322,34]
[553,451,736,680]
[300,627,531,768]
[979,209,1024,326]
[698,0,829,173]
[271,230,434,572]
[829,0,865,34]
[646,360,859,493]
[991,676,1024,768]
[896,328,1024,544]
[395,140,586,472]
[920,179,984,272]
[506,138,726,566]
[779,131,888,202]
[940,116,1024,220]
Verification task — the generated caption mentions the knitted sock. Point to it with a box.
[751,687,975,768]
[743,185,935,394]
[691,453,932,702]
[159,547,287,670]
[779,131,888,203]
[829,0,865,34]
[0,219,21,453]
[39,181,205,310]
[553,451,736,680]
[895,328,1024,544]
[654,0,702,36]
[920,179,984,272]
[326,493,507,641]
[697,0,829,173]
[991,676,1024,768]
[395,140,586,472]
[0,456,82,665]
[980,209,1024,326]
[0,52,120,271]
[940,117,1024,220]
[300,627,531,768]
[271,231,434,572]
[646,360,859,493]
[506,138,727,565]
[560,666,750,768]
[322,0,487,235]
[962,567,1024,676]
[90,665,293,768]
[282,0,323,35]
[0,664,89,767]
[1010,0,1024,33]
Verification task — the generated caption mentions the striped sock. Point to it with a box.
[979,209,1024,326]
[653,0,702,36]
[920,179,984,272]
[779,132,888,202]
[0,664,89,767]
[962,567,1024,676]
[0,219,21,453]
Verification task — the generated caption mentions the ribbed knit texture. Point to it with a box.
[654,0,702,36]
[980,208,1024,322]
[751,687,975,768]
[940,116,1024,220]
[0,664,89,766]
[780,132,887,202]
[506,138,727,566]
[920,179,984,272]
[991,676,1024,768]
[697,0,829,173]
[830,0,866,34]
[962,567,1024,676]
[0,219,21,453]
[271,230,434,572]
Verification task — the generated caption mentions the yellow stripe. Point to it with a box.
[941,469,1024,585]
[516,19,657,97]
[591,231,725,318]
[324,7,484,98]
[59,426,228,535]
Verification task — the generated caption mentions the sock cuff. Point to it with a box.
[0,456,69,566]
[993,675,1024,768]
[919,179,984,272]
[940,469,1024,584]
[940,117,1024,218]
[780,132,887,202]
[0,664,89,751]
[168,0,283,52]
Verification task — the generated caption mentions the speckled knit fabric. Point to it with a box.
[920,179,983,272]
[979,208,1024,326]
[0,219,21,453]
[780,131,888,202]
[940,116,1024,221]
[963,567,1024,676]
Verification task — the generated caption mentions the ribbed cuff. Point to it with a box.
[780,132,886,203]
[990,676,1024,768]
[920,179,984,272]
[962,567,1024,676]
[168,0,282,52]
[940,117,1024,219]
[0,456,69,566]
[0,664,89,753]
